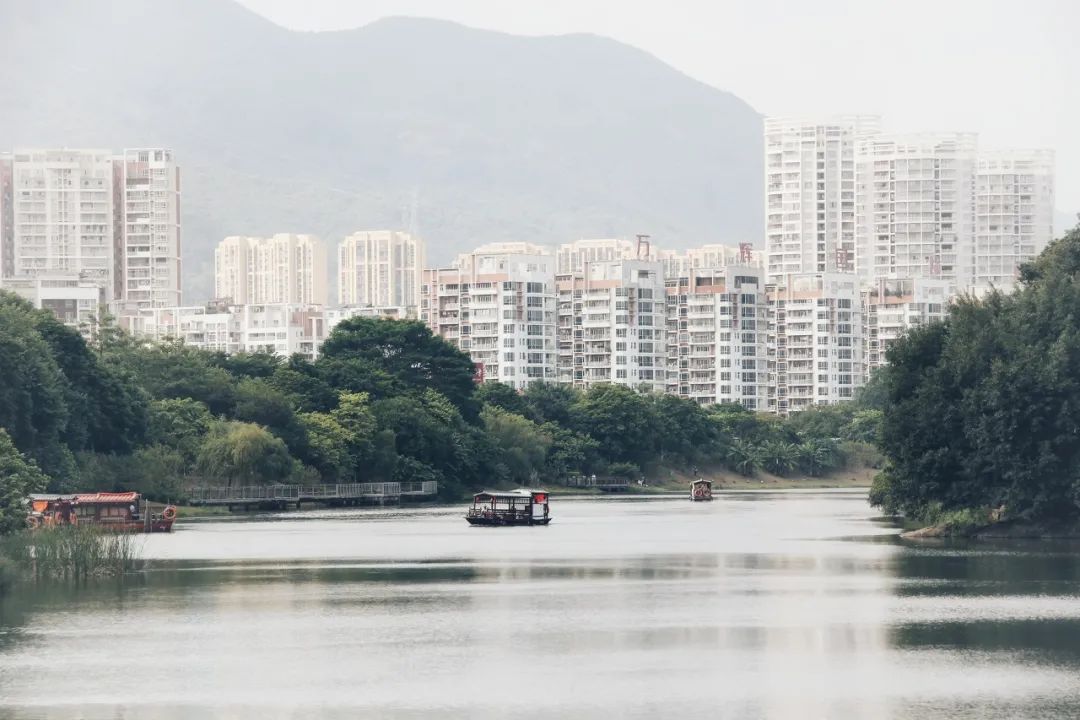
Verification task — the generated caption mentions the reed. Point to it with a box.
[1,526,143,583]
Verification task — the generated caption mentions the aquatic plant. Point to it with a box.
[1,526,143,583]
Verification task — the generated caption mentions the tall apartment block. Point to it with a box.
[0,148,182,314]
[338,230,424,310]
[555,259,666,392]
[768,273,863,414]
[764,116,881,283]
[213,234,327,306]
[422,249,557,389]
[664,266,769,409]
[973,149,1055,292]
[856,133,978,286]
[861,277,951,374]
[0,149,117,292]
[118,149,181,309]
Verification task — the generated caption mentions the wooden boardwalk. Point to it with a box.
[187,481,439,507]
[563,475,631,492]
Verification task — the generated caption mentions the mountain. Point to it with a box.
[0,0,764,301]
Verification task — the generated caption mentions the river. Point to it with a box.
[1,490,1079,719]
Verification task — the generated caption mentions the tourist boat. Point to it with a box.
[26,492,177,533]
[689,478,713,502]
[466,489,551,526]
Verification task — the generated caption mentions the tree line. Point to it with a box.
[870,225,1080,527]
[0,291,879,529]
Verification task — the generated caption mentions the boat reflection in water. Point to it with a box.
[466,489,551,526]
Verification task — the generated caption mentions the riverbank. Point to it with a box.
[902,519,1080,540]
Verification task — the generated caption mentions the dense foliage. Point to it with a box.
[871,226,1080,525]
[0,298,876,515]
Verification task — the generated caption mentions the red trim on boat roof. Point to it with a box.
[74,492,140,503]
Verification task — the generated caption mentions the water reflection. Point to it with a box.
[0,492,1078,719]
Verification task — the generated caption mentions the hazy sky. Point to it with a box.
[239,0,1079,214]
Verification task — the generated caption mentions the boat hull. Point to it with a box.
[466,516,552,527]
[690,496,714,502]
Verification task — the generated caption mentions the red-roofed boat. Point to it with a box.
[26,492,177,533]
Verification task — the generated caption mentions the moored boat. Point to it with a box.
[466,489,551,526]
[26,492,177,533]
[689,478,713,502]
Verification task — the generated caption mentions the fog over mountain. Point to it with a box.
[0,0,764,300]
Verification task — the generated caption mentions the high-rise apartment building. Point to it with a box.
[422,249,557,389]
[768,273,863,414]
[0,149,117,292]
[214,236,257,304]
[118,149,182,309]
[765,116,881,283]
[664,266,769,409]
[555,259,666,392]
[973,149,1055,292]
[0,148,182,312]
[856,133,978,287]
[338,230,424,310]
[213,234,327,306]
[861,277,951,374]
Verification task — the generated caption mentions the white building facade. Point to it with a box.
[0,148,182,311]
[769,273,863,414]
[422,249,557,389]
[861,277,951,374]
[665,266,769,409]
[0,149,117,293]
[118,149,182,309]
[213,234,327,306]
[132,302,327,360]
[338,230,424,310]
[765,116,881,283]
[856,132,978,288]
[555,259,666,392]
[973,149,1055,293]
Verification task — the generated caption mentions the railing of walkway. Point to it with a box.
[187,481,438,504]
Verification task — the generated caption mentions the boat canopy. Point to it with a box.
[30,492,140,504]
[690,479,712,486]
[472,489,548,501]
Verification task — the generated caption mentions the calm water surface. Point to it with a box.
[2,490,1080,719]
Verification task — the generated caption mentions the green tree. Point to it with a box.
[0,295,72,481]
[569,385,657,464]
[299,412,354,481]
[522,381,580,426]
[331,392,378,473]
[231,378,309,458]
[727,439,763,476]
[196,422,296,488]
[317,318,479,417]
[115,341,237,415]
[481,406,552,485]
[761,440,799,476]
[542,423,601,478]
[0,428,48,535]
[476,382,529,416]
[269,359,338,413]
[147,398,214,464]
[652,394,717,464]
[210,350,281,379]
